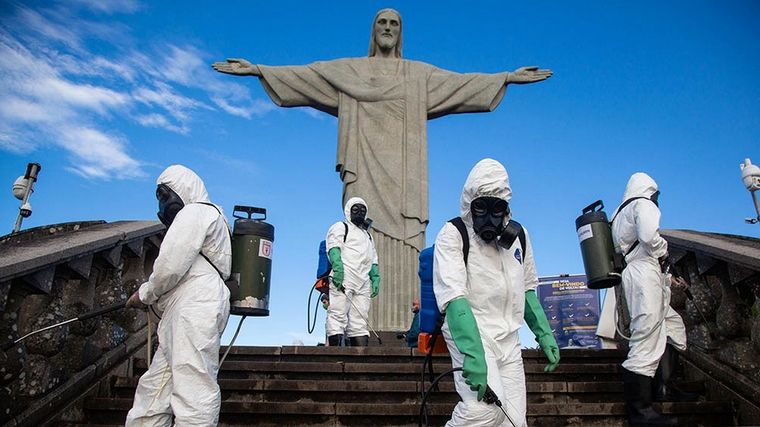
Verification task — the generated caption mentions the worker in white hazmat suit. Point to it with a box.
[433,159,559,427]
[325,197,380,347]
[125,165,231,426]
[610,172,691,427]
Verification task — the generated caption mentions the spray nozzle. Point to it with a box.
[483,385,502,406]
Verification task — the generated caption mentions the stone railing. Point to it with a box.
[0,221,164,427]
[662,229,760,425]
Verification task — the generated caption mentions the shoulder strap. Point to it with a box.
[342,221,349,243]
[625,240,640,257]
[193,202,230,280]
[200,252,226,280]
[195,202,232,237]
[518,226,526,256]
[196,201,220,214]
[448,217,469,266]
[609,197,651,257]
[610,196,650,225]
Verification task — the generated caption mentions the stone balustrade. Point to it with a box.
[0,221,164,426]
[662,230,760,424]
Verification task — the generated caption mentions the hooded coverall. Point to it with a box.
[611,172,686,377]
[434,159,538,427]
[325,197,378,339]
[126,165,231,426]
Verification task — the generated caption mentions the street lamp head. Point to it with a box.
[19,202,32,218]
[12,176,30,200]
[740,158,760,225]
[740,158,760,192]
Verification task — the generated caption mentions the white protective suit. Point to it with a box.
[610,172,686,377]
[434,159,538,427]
[325,197,378,338]
[126,165,231,426]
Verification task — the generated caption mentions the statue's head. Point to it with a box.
[368,8,402,58]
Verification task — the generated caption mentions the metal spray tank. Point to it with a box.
[575,200,621,289]
[229,205,275,316]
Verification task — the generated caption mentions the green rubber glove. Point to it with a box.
[446,297,488,401]
[524,290,560,372]
[369,264,381,298]
[328,247,344,291]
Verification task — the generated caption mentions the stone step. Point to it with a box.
[80,398,733,426]
[134,359,625,382]
[217,346,628,365]
[111,377,631,404]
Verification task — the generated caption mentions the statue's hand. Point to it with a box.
[212,58,260,76]
[508,66,553,84]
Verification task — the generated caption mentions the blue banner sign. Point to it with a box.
[537,274,601,349]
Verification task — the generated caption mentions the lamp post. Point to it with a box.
[12,162,41,233]
[740,158,760,225]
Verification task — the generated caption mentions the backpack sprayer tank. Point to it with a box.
[418,246,448,354]
[230,205,274,316]
[575,200,621,289]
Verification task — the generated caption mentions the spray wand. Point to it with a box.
[342,288,383,345]
[1,301,126,351]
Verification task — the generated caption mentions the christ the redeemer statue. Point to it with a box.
[213,8,552,331]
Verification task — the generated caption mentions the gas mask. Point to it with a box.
[350,203,367,227]
[470,196,509,243]
[156,184,184,227]
[650,190,660,207]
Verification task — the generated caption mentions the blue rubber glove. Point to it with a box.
[369,264,381,298]
[524,290,560,372]
[328,247,344,291]
[446,297,488,401]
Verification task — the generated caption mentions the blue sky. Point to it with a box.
[1,1,758,347]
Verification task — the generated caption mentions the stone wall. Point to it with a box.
[0,221,163,426]
[662,230,760,424]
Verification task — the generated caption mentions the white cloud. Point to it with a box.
[211,96,275,119]
[136,113,189,134]
[15,6,83,50]
[301,107,328,120]
[67,0,142,14]
[0,26,142,179]
[159,45,208,87]
[192,147,258,173]
[0,2,279,181]
[133,82,211,123]
[0,128,36,154]
[24,77,130,114]
[59,126,145,179]
[0,97,61,123]
[152,45,277,120]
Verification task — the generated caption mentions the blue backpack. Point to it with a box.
[316,222,352,279]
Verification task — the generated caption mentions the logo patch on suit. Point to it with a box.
[514,248,522,264]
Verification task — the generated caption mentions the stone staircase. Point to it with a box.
[60,346,735,426]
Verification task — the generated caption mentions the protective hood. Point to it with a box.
[344,196,368,223]
[157,165,210,205]
[459,159,512,224]
[622,172,658,201]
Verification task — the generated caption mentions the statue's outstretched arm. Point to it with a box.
[212,58,261,77]
[507,66,552,85]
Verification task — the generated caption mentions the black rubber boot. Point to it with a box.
[348,335,369,347]
[622,367,678,427]
[653,345,699,402]
[327,334,343,347]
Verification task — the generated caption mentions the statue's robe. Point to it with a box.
[258,57,509,330]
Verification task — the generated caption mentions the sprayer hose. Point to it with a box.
[219,315,246,366]
[307,282,321,334]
